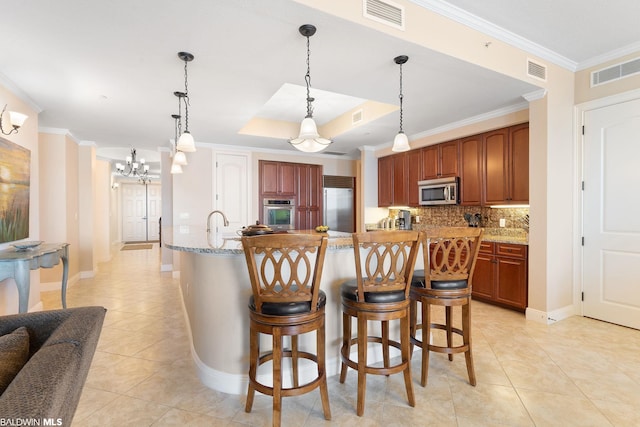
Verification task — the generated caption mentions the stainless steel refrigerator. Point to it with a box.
[323,187,354,232]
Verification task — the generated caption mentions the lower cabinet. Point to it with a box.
[472,241,528,311]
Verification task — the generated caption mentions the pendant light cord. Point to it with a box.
[183,59,190,132]
[398,61,404,133]
[305,34,313,119]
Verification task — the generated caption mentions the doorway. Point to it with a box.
[122,183,161,242]
[582,96,640,330]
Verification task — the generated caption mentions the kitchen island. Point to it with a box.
[163,226,370,395]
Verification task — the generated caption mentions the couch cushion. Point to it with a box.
[0,326,30,394]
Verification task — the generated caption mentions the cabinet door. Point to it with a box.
[509,123,529,204]
[495,256,527,310]
[278,162,296,196]
[378,156,393,207]
[471,242,495,300]
[296,164,310,207]
[309,164,323,209]
[439,140,459,177]
[483,128,509,205]
[392,153,408,205]
[459,136,482,205]
[421,146,439,180]
[407,149,422,206]
[260,161,279,195]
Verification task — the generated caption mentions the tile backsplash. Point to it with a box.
[388,206,529,229]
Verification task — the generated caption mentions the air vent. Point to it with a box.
[527,59,547,81]
[363,0,404,30]
[591,57,640,87]
[323,175,354,188]
[323,151,347,156]
[352,109,363,125]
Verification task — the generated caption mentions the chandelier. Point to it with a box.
[115,149,151,184]
[176,51,196,153]
[289,24,332,153]
[392,55,410,152]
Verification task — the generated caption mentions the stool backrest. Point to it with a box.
[242,234,328,313]
[352,231,420,301]
[421,227,484,287]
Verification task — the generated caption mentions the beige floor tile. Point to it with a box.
[517,388,613,426]
[78,394,171,426]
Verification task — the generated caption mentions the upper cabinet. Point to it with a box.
[378,155,394,207]
[459,135,483,206]
[422,140,458,180]
[378,152,411,207]
[482,124,529,205]
[260,161,296,197]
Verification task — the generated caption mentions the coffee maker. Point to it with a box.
[397,210,412,230]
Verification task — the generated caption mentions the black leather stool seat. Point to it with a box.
[411,269,468,290]
[250,290,327,316]
[341,279,406,303]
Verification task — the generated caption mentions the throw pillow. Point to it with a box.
[0,326,30,394]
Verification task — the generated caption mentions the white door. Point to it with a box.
[214,152,250,233]
[583,98,640,330]
[146,184,161,241]
[122,184,147,242]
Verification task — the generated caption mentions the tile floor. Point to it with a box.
[41,243,640,426]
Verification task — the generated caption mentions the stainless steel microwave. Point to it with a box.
[418,177,459,206]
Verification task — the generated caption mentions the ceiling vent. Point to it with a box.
[591,57,640,87]
[352,109,363,125]
[527,59,547,82]
[363,0,405,30]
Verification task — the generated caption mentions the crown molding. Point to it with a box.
[410,0,578,71]
[0,72,42,113]
[576,40,640,71]
[522,89,547,102]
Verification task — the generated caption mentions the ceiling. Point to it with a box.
[1,0,639,169]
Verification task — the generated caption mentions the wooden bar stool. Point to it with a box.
[410,227,484,386]
[241,233,331,427]
[339,230,420,416]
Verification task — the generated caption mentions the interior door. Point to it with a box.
[146,184,161,241]
[215,152,249,233]
[122,184,147,242]
[583,98,640,329]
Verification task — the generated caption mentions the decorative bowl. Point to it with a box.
[12,241,44,251]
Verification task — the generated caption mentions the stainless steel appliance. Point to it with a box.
[418,177,459,206]
[323,176,354,232]
[263,199,295,230]
[397,209,411,230]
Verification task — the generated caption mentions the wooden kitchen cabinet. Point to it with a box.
[295,164,323,229]
[407,149,422,206]
[378,155,393,207]
[459,135,483,205]
[472,241,528,311]
[392,153,408,205]
[422,140,459,180]
[482,124,529,205]
[259,161,296,197]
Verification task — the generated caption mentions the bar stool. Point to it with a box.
[241,233,331,427]
[339,230,420,416]
[410,227,484,386]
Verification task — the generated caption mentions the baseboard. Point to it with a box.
[28,301,44,313]
[80,270,95,279]
[526,305,577,324]
[40,272,80,292]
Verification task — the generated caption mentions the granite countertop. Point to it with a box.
[162,226,354,255]
[365,226,528,245]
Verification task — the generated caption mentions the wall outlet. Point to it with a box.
[499,218,506,227]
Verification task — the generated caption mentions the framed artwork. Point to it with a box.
[0,137,30,243]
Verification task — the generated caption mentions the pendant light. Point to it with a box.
[171,113,187,173]
[392,55,410,152]
[289,24,332,153]
[176,51,196,153]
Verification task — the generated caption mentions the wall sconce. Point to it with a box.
[0,104,28,135]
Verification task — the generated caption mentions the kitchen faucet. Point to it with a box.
[206,210,230,232]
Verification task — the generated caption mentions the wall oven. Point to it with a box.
[418,177,459,206]
[263,198,295,230]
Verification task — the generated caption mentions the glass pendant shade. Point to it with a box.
[289,117,332,153]
[173,150,188,166]
[177,131,195,152]
[392,131,410,152]
[170,159,183,174]
[8,111,28,128]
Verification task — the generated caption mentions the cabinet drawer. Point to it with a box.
[496,243,526,259]
[479,241,494,254]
